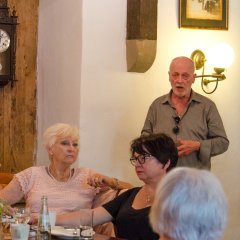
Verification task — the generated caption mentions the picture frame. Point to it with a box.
[179,0,228,30]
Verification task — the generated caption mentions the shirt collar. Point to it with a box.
[161,89,202,105]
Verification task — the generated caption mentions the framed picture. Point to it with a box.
[179,0,228,30]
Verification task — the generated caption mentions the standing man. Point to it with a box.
[141,56,229,169]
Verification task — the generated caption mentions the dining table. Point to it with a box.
[4,231,125,240]
[3,226,126,240]
[51,233,125,240]
[93,233,125,240]
[1,216,126,240]
[49,225,126,240]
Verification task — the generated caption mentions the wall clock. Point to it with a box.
[0,0,18,87]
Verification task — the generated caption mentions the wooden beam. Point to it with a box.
[126,0,158,72]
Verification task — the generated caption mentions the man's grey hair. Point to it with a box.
[150,167,228,240]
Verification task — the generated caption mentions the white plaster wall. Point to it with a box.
[37,0,240,239]
[37,0,82,165]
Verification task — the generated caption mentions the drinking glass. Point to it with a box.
[10,223,30,240]
[1,215,15,234]
[79,209,94,240]
[13,207,31,224]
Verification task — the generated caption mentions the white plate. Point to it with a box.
[51,226,95,239]
[51,226,78,238]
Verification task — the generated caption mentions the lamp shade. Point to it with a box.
[206,43,234,69]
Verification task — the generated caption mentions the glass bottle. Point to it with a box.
[0,216,3,240]
[37,196,51,240]
[0,201,5,240]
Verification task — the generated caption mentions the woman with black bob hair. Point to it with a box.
[57,133,178,240]
[130,133,178,172]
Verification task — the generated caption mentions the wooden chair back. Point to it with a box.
[0,172,14,189]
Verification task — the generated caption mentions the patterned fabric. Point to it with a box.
[15,166,98,214]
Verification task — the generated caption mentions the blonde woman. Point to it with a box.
[0,123,131,222]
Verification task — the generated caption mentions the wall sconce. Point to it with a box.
[191,43,234,94]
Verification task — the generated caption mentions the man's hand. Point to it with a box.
[177,140,200,157]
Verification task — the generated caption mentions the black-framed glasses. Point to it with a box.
[172,116,181,135]
[130,153,152,166]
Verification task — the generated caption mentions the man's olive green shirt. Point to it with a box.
[141,90,229,169]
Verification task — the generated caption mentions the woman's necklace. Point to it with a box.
[144,186,153,205]
[146,193,151,204]
[47,165,72,182]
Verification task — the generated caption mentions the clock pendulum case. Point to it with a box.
[0,0,18,87]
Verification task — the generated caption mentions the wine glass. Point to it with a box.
[13,207,31,224]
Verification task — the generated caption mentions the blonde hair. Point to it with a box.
[43,123,79,149]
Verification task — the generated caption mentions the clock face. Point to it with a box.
[0,29,10,53]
